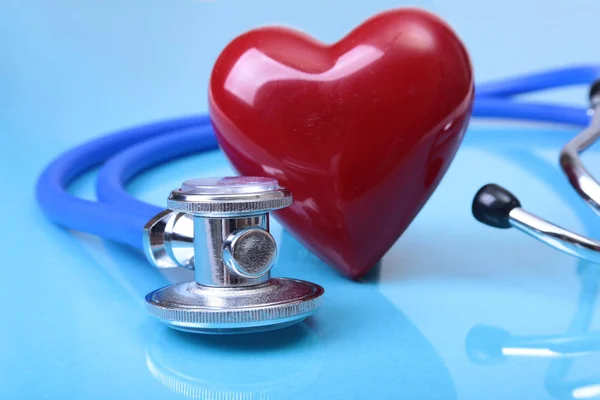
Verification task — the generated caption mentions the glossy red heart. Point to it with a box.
[209,8,474,278]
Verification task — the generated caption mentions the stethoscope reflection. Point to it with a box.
[465,135,600,400]
[146,324,323,399]
[466,261,600,399]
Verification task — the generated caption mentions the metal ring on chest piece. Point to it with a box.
[143,176,324,334]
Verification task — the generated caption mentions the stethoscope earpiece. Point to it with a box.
[472,184,521,229]
[465,324,511,365]
[473,81,600,264]
[590,79,600,108]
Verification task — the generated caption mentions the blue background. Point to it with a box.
[2,1,600,399]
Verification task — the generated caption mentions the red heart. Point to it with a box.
[209,8,474,278]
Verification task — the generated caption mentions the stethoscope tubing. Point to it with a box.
[36,66,599,251]
[476,65,600,98]
[36,115,211,249]
[95,125,217,225]
[473,99,588,126]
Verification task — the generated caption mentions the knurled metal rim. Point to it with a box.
[145,295,322,326]
[145,278,324,330]
[167,188,292,217]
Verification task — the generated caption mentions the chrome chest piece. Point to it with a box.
[143,176,324,334]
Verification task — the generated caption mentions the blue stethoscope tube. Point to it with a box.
[95,124,217,229]
[36,116,215,248]
[36,65,599,250]
[476,65,600,98]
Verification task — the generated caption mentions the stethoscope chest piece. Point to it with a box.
[143,176,324,334]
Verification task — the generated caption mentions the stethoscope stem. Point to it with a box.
[560,100,600,214]
[509,208,600,264]
[473,82,600,265]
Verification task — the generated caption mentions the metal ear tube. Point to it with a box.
[472,81,600,264]
[143,176,324,334]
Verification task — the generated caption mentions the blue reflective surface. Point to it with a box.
[3,1,600,399]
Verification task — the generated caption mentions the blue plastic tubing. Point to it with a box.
[36,66,600,250]
[36,115,216,249]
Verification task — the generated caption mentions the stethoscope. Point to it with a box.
[37,65,600,335]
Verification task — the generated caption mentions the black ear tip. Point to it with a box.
[472,184,521,229]
[590,80,600,101]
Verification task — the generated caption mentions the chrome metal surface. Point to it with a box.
[143,210,194,269]
[145,278,324,334]
[143,176,324,334]
[180,176,280,194]
[509,208,600,263]
[194,215,271,287]
[481,98,600,266]
[222,227,277,279]
[560,105,600,213]
[167,177,292,217]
